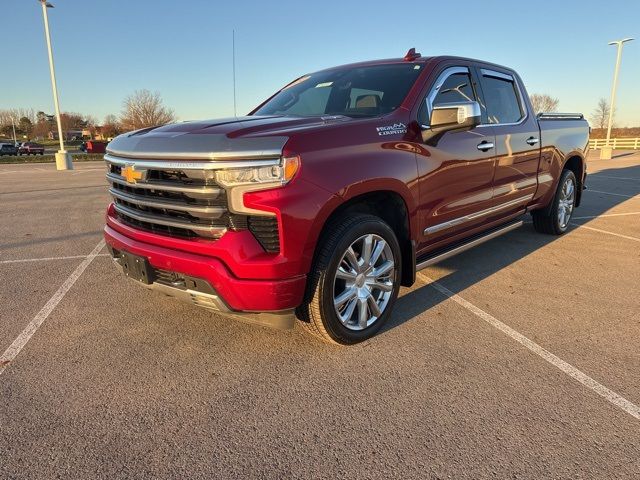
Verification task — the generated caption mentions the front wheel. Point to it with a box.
[532,169,577,235]
[297,214,402,344]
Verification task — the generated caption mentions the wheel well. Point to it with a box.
[318,191,414,287]
[563,155,584,206]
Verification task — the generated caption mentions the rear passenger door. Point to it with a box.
[476,68,540,206]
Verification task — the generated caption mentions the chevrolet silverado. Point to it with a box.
[104,50,589,344]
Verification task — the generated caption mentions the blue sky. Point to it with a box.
[1,0,638,126]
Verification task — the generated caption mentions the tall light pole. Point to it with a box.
[39,0,73,170]
[11,118,17,146]
[600,37,634,160]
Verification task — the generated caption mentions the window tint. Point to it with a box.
[253,64,422,118]
[481,74,523,124]
[433,72,475,106]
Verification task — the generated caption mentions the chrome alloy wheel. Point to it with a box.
[558,176,576,229]
[332,234,395,331]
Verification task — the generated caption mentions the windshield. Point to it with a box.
[253,63,423,118]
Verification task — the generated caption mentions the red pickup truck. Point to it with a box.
[104,51,589,344]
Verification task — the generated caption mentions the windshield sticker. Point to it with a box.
[315,82,333,88]
[376,123,407,136]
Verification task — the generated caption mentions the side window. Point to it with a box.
[480,72,523,124]
[433,72,475,106]
[420,69,476,125]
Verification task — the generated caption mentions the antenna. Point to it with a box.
[232,29,237,117]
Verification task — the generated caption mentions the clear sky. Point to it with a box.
[1,0,638,126]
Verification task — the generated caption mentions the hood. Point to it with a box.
[106,115,352,161]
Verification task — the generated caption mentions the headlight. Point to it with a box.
[217,156,300,215]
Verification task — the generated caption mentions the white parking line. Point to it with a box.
[570,224,640,243]
[0,239,106,376]
[0,253,110,264]
[573,212,640,220]
[417,273,640,421]
[71,168,106,176]
[591,175,640,181]
[588,189,638,199]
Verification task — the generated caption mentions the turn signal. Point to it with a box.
[283,156,300,183]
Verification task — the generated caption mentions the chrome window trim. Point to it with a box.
[423,194,533,235]
[477,68,528,127]
[422,66,471,127]
[104,153,281,169]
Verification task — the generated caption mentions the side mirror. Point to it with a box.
[427,101,481,133]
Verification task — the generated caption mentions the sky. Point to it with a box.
[1,0,639,126]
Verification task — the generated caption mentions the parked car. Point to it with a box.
[81,140,107,154]
[18,142,45,155]
[103,50,589,344]
[0,143,19,156]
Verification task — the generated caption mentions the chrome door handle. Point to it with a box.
[477,141,494,151]
[526,137,540,145]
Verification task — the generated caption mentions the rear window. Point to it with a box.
[480,71,524,124]
[253,64,423,118]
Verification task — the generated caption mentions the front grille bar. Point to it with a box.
[114,203,227,238]
[107,172,222,197]
[109,188,226,217]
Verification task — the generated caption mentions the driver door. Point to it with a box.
[415,66,497,253]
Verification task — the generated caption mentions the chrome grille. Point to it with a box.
[106,155,230,240]
[105,154,282,251]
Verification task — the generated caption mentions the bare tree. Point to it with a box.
[590,98,613,129]
[120,90,176,131]
[529,94,559,114]
[101,114,122,139]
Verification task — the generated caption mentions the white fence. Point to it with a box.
[589,138,640,150]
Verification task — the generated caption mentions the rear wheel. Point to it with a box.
[297,214,401,344]
[532,169,577,235]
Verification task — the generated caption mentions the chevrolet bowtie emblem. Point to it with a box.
[121,164,144,184]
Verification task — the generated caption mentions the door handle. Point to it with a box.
[526,136,540,145]
[477,141,494,151]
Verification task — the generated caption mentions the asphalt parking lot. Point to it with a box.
[1,151,639,479]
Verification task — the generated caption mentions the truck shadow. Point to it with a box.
[385,162,640,334]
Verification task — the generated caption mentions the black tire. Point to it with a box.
[532,169,577,235]
[296,214,402,345]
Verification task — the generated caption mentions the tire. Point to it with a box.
[532,169,577,235]
[297,214,402,345]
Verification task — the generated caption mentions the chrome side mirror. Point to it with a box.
[427,101,481,133]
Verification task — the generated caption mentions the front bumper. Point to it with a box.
[104,225,306,329]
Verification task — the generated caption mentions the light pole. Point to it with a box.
[600,37,634,160]
[11,118,17,146]
[39,0,73,170]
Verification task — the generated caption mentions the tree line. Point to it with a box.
[0,90,626,141]
[0,89,176,141]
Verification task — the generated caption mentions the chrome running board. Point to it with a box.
[416,220,523,271]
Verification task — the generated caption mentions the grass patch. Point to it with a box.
[0,154,104,164]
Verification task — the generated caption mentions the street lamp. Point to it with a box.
[600,37,634,160]
[38,0,73,170]
[11,118,17,146]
